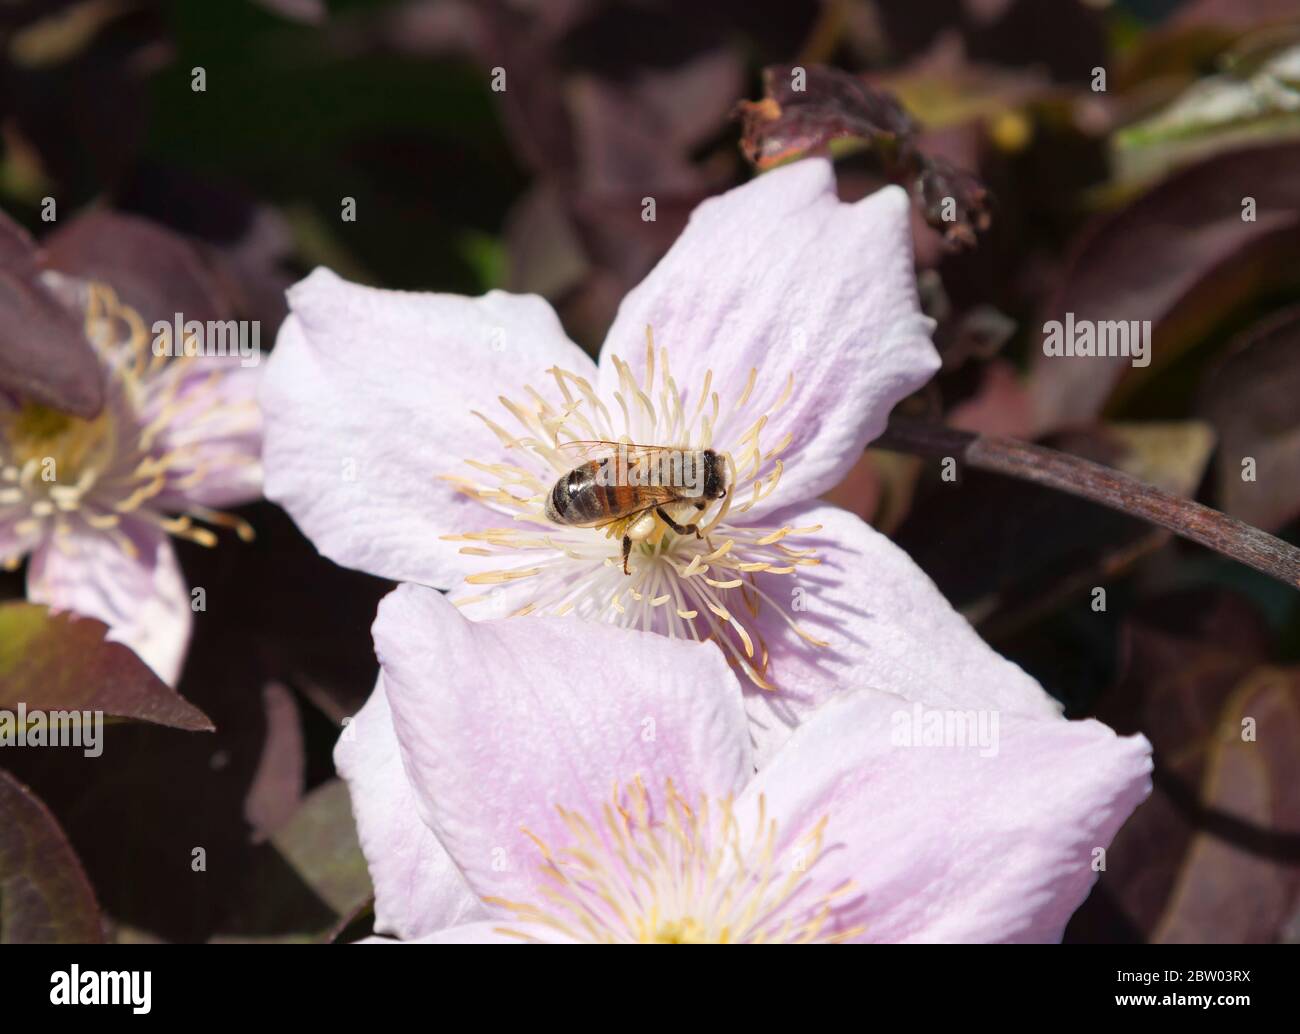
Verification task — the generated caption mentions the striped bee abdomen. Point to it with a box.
[545,462,609,525]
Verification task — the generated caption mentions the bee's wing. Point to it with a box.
[589,486,685,528]
[552,439,616,462]
[553,439,675,462]
[633,484,691,506]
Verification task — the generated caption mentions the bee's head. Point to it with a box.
[701,449,729,500]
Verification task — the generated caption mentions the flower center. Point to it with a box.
[485,780,862,944]
[6,401,113,476]
[442,329,826,690]
[651,917,708,944]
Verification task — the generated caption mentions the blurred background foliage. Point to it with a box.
[0,0,1297,944]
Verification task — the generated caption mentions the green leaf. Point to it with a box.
[1115,42,1300,187]
[269,779,371,919]
[212,779,372,943]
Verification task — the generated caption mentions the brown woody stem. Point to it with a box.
[874,417,1300,590]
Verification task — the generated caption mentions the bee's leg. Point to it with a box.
[656,506,702,539]
[622,534,632,575]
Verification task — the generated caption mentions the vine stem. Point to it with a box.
[874,417,1300,590]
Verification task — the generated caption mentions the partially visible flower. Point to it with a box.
[0,277,262,682]
[339,585,1152,943]
[263,157,1061,761]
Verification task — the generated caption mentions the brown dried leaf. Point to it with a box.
[736,63,992,248]
[736,63,916,170]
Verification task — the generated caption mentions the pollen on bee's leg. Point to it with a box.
[625,509,658,543]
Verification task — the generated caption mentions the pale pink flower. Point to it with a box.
[0,277,262,682]
[340,585,1151,943]
[263,157,1063,761]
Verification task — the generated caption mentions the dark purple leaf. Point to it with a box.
[0,770,104,943]
[1068,590,1300,943]
[41,209,234,326]
[0,603,213,731]
[1029,141,1300,431]
[0,211,103,417]
[894,421,1215,633]
[1198,306,1300,532]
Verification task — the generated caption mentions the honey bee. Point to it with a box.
[544,441,730,573]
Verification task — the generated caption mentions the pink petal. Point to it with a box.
[26,521,191,684]
[371,582,753,907]
[599,158,938,518]
[402,921,576,944]
[744,500,1062,765]
[150,357,264,509]
[333,675,485,940]
[741,689,1152,942]
[260,268,595,586]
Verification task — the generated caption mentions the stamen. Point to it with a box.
[486,779,862,944]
